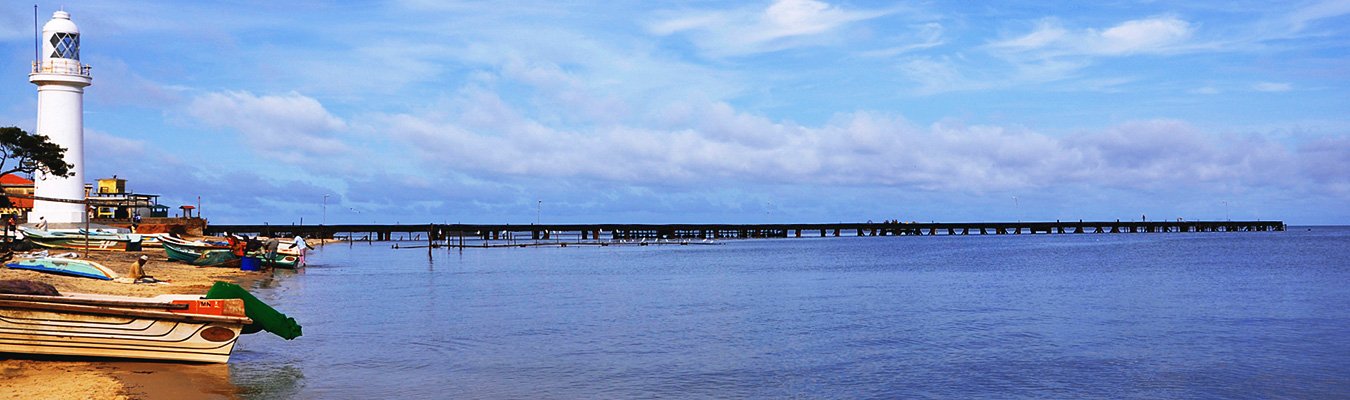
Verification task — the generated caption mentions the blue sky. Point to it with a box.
[1,1,1347,225]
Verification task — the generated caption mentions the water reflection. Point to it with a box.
[233,264,308,399]
[232,364,305,399]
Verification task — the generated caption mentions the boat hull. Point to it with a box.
[5,258,118,280]
[20,227,141,252]
[161,236,304,268]
[163,242,238,267]
[27,237,138,251]
[0,295,249,363]
[259,253,302,269]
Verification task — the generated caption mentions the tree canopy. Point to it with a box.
[0,126,73,180]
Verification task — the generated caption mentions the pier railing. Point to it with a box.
[206,220,1285,242]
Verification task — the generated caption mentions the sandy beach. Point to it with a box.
[0,248,271,399]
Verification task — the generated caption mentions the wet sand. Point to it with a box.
[0,247,276,399]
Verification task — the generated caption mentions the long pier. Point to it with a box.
[206,220,1285,242]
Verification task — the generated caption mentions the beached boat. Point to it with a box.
[157,234,229,251]
[162,241,237,267]
[0,282,300,363]
[5,258,118,280]
[19,227,144,252]
[121,232,163,248]
[161,236,303,269]
[257,251,303,269]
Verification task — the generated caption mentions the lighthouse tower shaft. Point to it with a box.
[29,11,91,224]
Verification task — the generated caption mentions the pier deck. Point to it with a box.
[206,220,1285,242]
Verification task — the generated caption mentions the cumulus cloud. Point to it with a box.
[186,91,349,163]
[86,129,148,157]
[370,83,1328,198]
[83,128,334,223]
[649,0,891,56]
[1297,136,1350,196]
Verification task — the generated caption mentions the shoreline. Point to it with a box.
[0,247,288,399]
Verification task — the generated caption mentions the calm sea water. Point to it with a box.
[228,227,1350,399]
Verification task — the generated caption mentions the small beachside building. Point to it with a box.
[0,174,36,219]
[85,176,169,220]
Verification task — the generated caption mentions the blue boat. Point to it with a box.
[5,258,118,280]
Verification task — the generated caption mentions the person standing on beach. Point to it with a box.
[263,237,280,261]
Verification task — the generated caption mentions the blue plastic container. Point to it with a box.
[241,256,261,271]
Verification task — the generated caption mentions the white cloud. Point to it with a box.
[649,0,891,56]
[1287,0,1350,32]
[953,15,1197,93]
[861,22,946,57]
[897,56,984,95]
[1097,17,1193,55]
[991,15,1193,57]
[994,19,1068,51]
[370,84,1320,197]
[86,129,148,157]
[1253,82,1293,92]
[186,91,350,163]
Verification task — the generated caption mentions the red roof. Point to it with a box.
[0,174,33,185]
[0,175,33,209]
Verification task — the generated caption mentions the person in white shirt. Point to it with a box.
[290,235,313,264]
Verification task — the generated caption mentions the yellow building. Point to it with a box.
[85,176,168,220]
[95,177,126,195]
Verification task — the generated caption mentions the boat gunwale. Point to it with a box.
[0,300,253,325]
[0,293,190,310]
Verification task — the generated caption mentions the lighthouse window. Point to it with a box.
[49,32,80,60]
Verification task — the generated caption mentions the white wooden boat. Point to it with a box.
[0,292,252,363]
[18,226,144,252]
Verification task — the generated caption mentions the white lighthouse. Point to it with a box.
[29,10,91,224]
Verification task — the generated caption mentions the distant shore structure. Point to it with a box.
[207,220,1286,244]
[29,10,92,224]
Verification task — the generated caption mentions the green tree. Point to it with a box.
[0,126,72,179]
[0,126,73,207]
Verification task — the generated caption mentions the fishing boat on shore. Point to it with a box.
[5,258,118,280]
[258,252,303,269]
[0,281,300,363]
[18,227,144,252]
[161,236,303,269]
[162,241,237,267]
[157,234,228,250]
